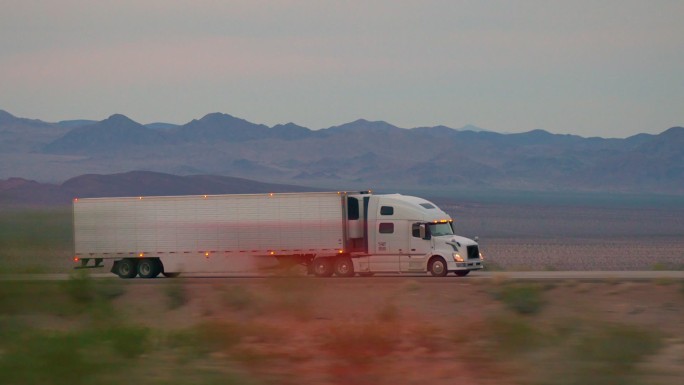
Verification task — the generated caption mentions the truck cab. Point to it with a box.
[345,193,483,276]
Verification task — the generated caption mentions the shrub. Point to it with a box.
[265,276,323,320]
[376,302,399,322]
[165,279,188,310]
[61,271,96,304]
[494,283,546,315]
[321,322,399,365]
[96,326,151,358]
[564,323,663,385]
[487,314,543,354]
[221,285,255,311]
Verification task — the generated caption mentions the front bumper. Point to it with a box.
[448,260,484,271]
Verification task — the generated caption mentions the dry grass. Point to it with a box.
[2,277,683,385]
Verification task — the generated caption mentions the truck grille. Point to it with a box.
[467,245,480,260]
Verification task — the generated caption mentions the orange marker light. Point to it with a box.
[73,256,80,262]
[139,253,144,257]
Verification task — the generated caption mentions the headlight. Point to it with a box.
[453,253,464,262]
[479,252,484,260]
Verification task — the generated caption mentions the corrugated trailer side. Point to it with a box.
[74,192,346,276]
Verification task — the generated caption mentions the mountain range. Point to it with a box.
[0,171,317,207]
[0,109,682,194]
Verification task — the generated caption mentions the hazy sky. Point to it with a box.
[1,1,682,137]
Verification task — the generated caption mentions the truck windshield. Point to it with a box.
[428,222,454,236]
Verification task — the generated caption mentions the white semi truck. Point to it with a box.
[73,191,484,278]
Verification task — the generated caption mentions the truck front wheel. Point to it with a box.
[116,258,138,279]
[428,257,448,277]
[333,257,354,277]
[313,258,334,277]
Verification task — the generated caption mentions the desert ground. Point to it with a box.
[1,275,684,385]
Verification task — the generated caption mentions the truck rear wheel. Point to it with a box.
[313,258,334,277]
[138,258,161,278]
[428,257,448,277]
[333,257,354,277]
[116,258,138,279]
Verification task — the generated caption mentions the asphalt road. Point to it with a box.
[2,271,683,282]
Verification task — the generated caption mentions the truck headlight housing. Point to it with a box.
[453,253,464,262]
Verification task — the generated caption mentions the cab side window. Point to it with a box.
[379,223,394,233]
[380,206,394,215]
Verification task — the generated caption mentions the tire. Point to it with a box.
[455,270,470,277]
[333,257,354,277]
[162,272,180,278]
[137,258,161,279]
[116,258,138,279]
[312,258,334,277]
[428,257,448,277]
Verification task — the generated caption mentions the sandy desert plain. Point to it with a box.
[1,197,684,384]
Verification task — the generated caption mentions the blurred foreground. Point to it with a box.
[1,274,683,385]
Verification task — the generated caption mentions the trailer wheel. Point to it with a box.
[455,270,470,277]
[116,259,138,279]
[428,257,448,277]
[313,258,334,277]
[137,258,161,279]
[333,257,354,277]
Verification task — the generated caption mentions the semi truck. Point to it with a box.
[73,191,484,278]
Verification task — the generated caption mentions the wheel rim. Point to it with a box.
[432,261,445,275]
[315,262,327,275]
[140,262,151,276]
[338,262,350,274]
[120,263,131,275]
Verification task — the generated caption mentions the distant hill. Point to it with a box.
[1,108,682,194]
[0,171,320,207]
[43,114,168,154]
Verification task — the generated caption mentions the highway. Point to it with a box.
[2,270,683,282]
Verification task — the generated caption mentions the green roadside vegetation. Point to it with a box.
[1,273,682,385]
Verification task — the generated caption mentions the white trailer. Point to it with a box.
[73,191,484,278]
